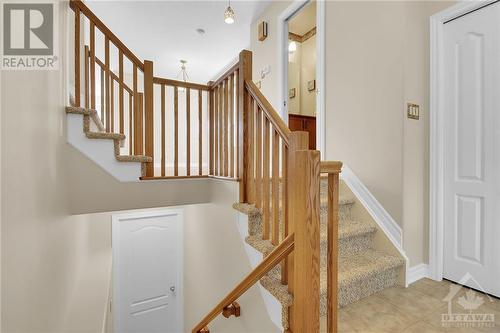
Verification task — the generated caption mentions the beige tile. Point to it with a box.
[339,294,419,333]
[376,286,444,319]
[401,321,449,333]
[409,278,458,302]
[424,304,494,333]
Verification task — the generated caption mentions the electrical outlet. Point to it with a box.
[407,103,419,120]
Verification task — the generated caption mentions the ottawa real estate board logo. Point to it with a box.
[1,2,58,70]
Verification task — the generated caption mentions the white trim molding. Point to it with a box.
[340,165,411,285]
[429,0,496,282]
[407,264,430,285]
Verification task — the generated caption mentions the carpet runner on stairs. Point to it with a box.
[233,179,404,330]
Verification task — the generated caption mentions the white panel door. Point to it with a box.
[443,2,500,297]
[113,210,183,333]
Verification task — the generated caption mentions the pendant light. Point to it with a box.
[224,0,235,24]
[176,60,189,92]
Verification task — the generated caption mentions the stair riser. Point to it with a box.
[247,202,354,237]
[320,233,375,266]
[318,267,400,316]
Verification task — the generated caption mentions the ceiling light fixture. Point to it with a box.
[224,0,235,24]
[288,41,297,53]
[177,60,189,92]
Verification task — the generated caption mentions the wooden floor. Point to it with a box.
[335,278,500,332]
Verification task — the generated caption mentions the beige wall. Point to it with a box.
[250,1,292,111]
[288,35,316,117]
[325,1,454,266]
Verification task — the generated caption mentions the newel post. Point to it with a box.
[144,60,154,177]
[238,50,252,203]
[288,132,320,333]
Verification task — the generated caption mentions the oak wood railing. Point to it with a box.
[194,50,342,333]
[72,0,211,179]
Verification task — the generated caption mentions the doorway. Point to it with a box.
[286,1,317,149]
[430,1,500,297]
[112,209,184,333]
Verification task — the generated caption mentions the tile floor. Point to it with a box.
[337,278,500,333]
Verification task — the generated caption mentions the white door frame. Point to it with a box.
[278,0,326,157]
[112,208,184,332]
[429,0,497,281]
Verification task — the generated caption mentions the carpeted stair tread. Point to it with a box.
[66,106,106,132]
[260,275,293,307]
[116,155,152,163]
[336,220,376,241]
[232,203,260,216]
[245,234,275,256]
[86,131,126,140]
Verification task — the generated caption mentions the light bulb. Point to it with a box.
[224,6,235,24]
[288,41,297,53]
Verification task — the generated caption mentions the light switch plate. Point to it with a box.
[407,103,419,120]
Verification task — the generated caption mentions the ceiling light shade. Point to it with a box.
[224,2,235,24]
[288,41,297,53]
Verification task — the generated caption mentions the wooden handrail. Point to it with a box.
[245,80,292,146]
[192,233,295,333]
[320,161,343,174]
[210,62,239,88]
[153,77,210,91]
[70,0,144,71]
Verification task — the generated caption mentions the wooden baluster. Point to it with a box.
[186,87,191,176]
[239,50,252,202]
[208,82,214,175]
[255,107,262,210]
[74,7,80,107]
[272,130,279,246]
[214,86,219,176]
[84,46,89,108]
[144,60,154,177]
[229,73,235,178]
[223,79,229,177]
[290,149,320,333]
[100,67,105,123]
[119,50,124,134]
[90,22,95,109]
[198,90,203,176]
[132,64,138,154]
[327,171,340,333]
[281,142,289,285]
[218,84,223,176]
[105,37,110,132]
[262,116,270,240]
[174,86,179,176]
[247,97,255,204]
[129,93,133,154]
[235,69,240,180]
[287,131,310,333]
[134,92,143,155]
[111,79,115,132]
[161,84,166,177]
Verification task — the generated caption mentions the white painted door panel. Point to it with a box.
[443,2,500,297]
[113,210,183,333]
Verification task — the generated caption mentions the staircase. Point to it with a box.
[68,1,406,332]
[234,179,404,330]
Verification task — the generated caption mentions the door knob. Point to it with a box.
[170,286,175,292]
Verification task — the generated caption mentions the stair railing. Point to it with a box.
[71,0,212,178]
[195,50,342,332]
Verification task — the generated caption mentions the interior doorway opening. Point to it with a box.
[285,1,317,150]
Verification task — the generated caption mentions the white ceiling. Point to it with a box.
[86,0,271,83]
[288,1,315,36]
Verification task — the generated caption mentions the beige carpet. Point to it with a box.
[233,180,404,330]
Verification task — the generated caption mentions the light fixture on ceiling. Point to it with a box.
[288,41,297,53]
[176,60,189,92]
[224,0,235,24]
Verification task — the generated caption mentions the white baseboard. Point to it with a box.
[340,164,411,285]
[407,263,430,285]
